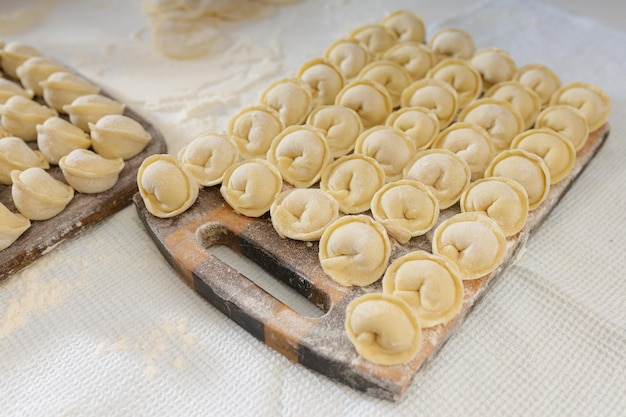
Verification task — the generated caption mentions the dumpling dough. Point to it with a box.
[270,188,339,241]
[320,154,385,214]
[355,126,416,182]
[535,104,589,152]
[0,136,49,185]
[427,28,476,62]
[0,78,34,104]
[137,154,199,218]
[357,60,412,109]
[227,105,284,160]
[386,106,439,151]
[36,117,92,165]
[382,250,463,328]
[460,176,529,237]
[323,38,371,80]
[89,114,152,160]
[177,132,239,187]
[345,293,421,365]
[370,179,439,243]
[266,125,332,188]
[382,41,434,81]
[426,58,482,109]
[470,48,516,92]
[457,98,524,152]
[259,77,313,127]
[16,56,70,97]
[319,214,391,287]
[335,79,392,129]
[380,10,426,43]
[0,95,58,141]
[40,72,101,113]
[0,42,43,79]
[0,202,31,251]
[403,149,471,209]
[63,94,125,131]
[400,78,459,128]
[220,158,283,218]
[510,128,576,184]
[306,105,363,158]
[348,24,398,58]
[484,149,551,210]
[549,82,611,132]
[59,149,125,194]
[513,63,561,107]
[431,122,495,181]
[11,167,74,221]
[432,212,507,280]
[485,81,542,130]
[297,58,345,107]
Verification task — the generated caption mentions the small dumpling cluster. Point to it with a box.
[136,10,610,366]
[0,41,152,251]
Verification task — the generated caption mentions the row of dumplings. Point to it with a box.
[0,41,153,251]
[135,10,611,366]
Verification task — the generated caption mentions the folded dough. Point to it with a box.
[335,79,392,129]
[89,114,152,160]
[227,105,284,160]
[400,78,459,128]
[385,106,439,151]
[177,132,239,187]
[11,167,74,220]
[16,56,70,97]
[323,38,371,80]
[513,63,561,107]
[36,117,92,165]
[63,94,125,131]
[259,77,313,127]
[357,60,412,108]
[382,41,434,81]
[355,126,416,182]
[535,104,589,152]
[348,24,398,58]
[0,42,42,79]
[427,28,476,63]
[306,105,363,158]
[427,58,482,109]
[0,95,58,141]
[59,149,125,194]
[0,202,31,251]
[549,81,611,132]
[297,58,345,107]
[319,214,391,287]
[380,10,426,43]
[0,136,49,185]
[0,78,34,104]
[40,72,101,113]
[470,48,517,92]
[484,81,542,130]
[382,250,463,327]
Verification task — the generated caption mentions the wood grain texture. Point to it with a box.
[134,124,608,401]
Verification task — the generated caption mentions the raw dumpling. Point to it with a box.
[385,106,439,151]
[16,56,70,97]
[357,60,412,108]
[11,167,74,220]
[427,28,475,62]
[0,42,43,79]
[137,154,199,218]
[457,98,524,152]
[63,94,125,131]
[470,48,516,92]
[266,125,332,188]
[319,214,391,287]
[549,81,611,132]
[297,58,345,107]
[534,104,589,152]
[460,176,529,237]
[270,188,339,241]
[259,77,313,127]
[510,128,576,184]
[431,122,495,181]
[400,78,459,128]
[354,126,416,182]
[380,10,426,43]
[370,179,439,243]
[432,212,507,280]
[348,24,398,58]
[177,132,239,187]
[36,117,92,165]
[0,78,34,104]
[403,149,471,209]
[220,158,283,218]
[484,81,542,130]
[426,58,482,109]
[382,41,435,81]
[513,63,561,106]
[227,105,284,160]
[0,136,49,185]
[40,72,101,113]
[59,149,125,194]
[335,79,392,128]
[323,38,371,80]
[306,105,363,158]
[320,154,385,214]
[382,250,463,328]
[484,149,551,210]
[345,293,421,365]
[0,202,31,251]
[89,114,152,160]
[0,95,58,141]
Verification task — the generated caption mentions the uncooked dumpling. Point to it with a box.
[345,293,421,365]
[89,114,152,160]
[16,56,70,97]
[0,42,42,79]
[36,117,91,165]
[319,214,391,287]
[382,41,434,81]
[177,132,239,187]
[513,63,561,106]
[370,179,439,243]
[0,78,34,104]
[297,58,345,107]
[380,10,426,43]
[354,126,416,182]
[0,95,58,141]
[386,106,439,151]
[335,79,392,128]
[427,28,475,62]
[400,78,459,128]
[470,48,516,92]
[63,94,125,131]
[11,167,74,221]
[306,105,363,158]
[382,250,463,327]
[259,77,313,127]
[40,72,101,113]
[323,38,371,80]
[0,136,49,185]
[426,58,482,109]
[0,202,31,251]
[348,24,398,58]
[485,81,542,130]
[357,60,412,108]
[534,104,589,152]
[59,149,125,194]
[549,81,611,132]
[227,105,284,160]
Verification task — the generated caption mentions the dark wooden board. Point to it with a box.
[134,124,608,401]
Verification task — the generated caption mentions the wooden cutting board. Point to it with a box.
[134,124,608,401]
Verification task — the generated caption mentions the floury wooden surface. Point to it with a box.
[134,124,609,400]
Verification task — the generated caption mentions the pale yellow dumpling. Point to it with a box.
[380,10,426,43]
[59,149,125,194]
[297,58,345,107]
[400,78,459,128]
[382,41,435,81]
[358,60,412,109]
[40,72,101,113]
[335,79,392,128]
[348,24,398,58]
[0,136,49,185]
[470,48,517,92]
[427,28,475,62]
[0,42,43,79]
[513,63,561,106]
[177,132,239,187]
[355,126,416,182]
[427,58,482,109]
[549,82,611,132]
[306,105,363,158]
[89,114,151,160]
[0,78,34,104]
[259,78,313,127]
[63,94,125,131]
[386,106,439,151]
[323,38,371,80]
[16,56,70,97]
[535,105,589,152]
[0,95,58,141]
[227,105,284,160]
[485,81,542,130]
[36,117,92,165]
[11,167,74,221]
[382,250,463,327]
[0,202,31,251]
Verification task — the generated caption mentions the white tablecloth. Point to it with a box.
[1,0,625,415]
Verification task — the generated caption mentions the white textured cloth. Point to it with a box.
[1,0,625,416]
